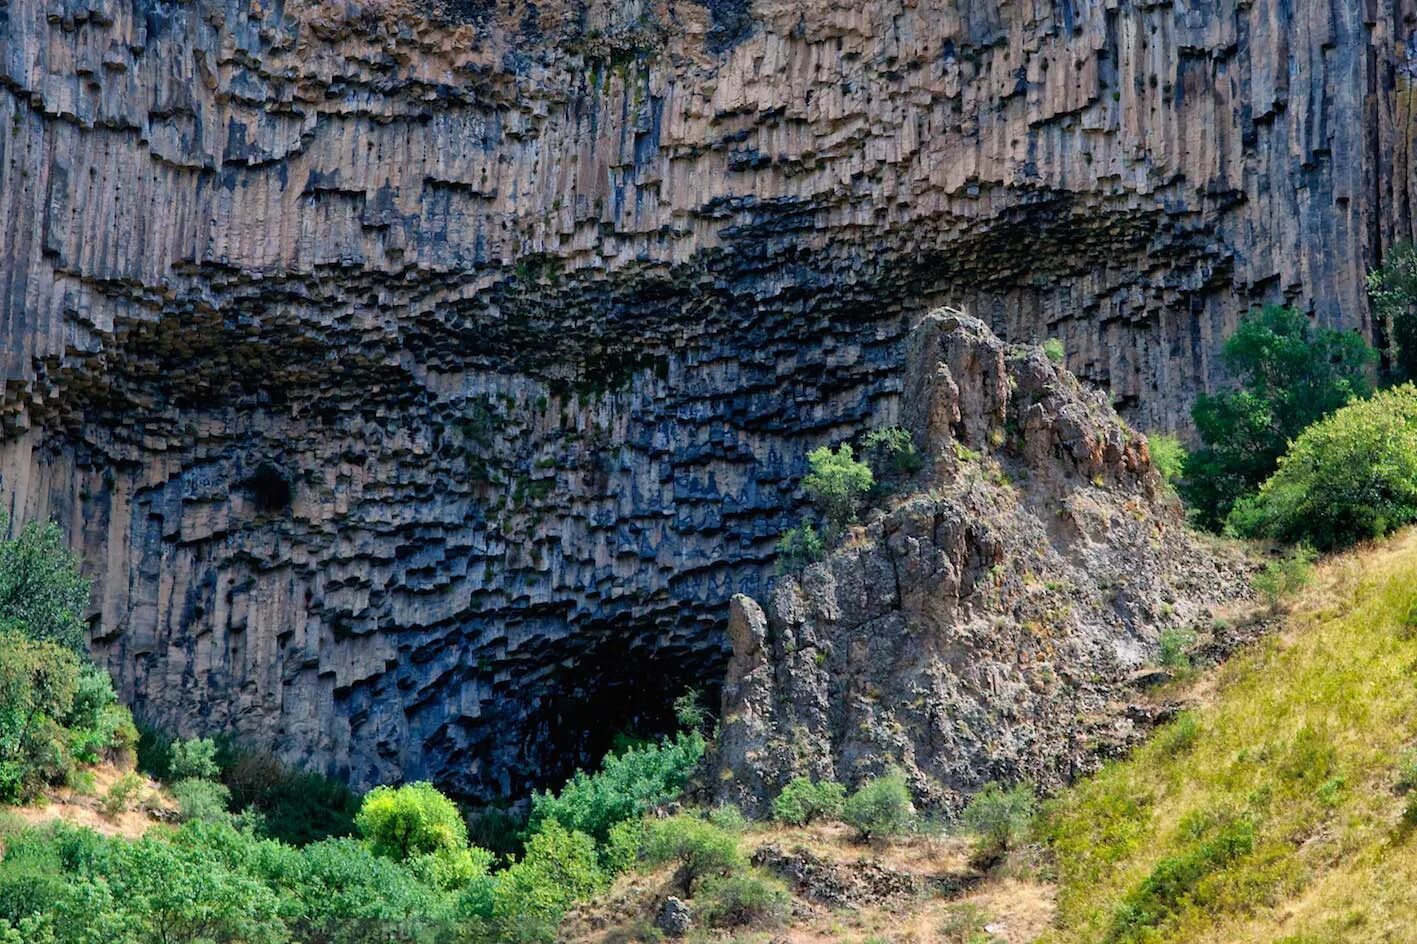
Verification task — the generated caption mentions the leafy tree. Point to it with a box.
[0,516,91,653]
[1368,241,1417,381]
[842,771,915,840]
[959,781,1036,868]
[640,815,744,895]
[1226,385,1417,550]
[771,776,846,826]
[491,822,604,944]
[528,731,704,844]
[1182,306,1375,527]
[0,631,81,802]
[356,781,469,861]
[802,444,874,529]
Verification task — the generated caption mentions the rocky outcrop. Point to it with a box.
[0,0,1404,797]
[713,311,1250,813]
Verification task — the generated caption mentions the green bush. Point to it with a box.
[172,778,232,824]
[0,516,92,653]
[861,427,924,486]
[217,747,359,846]
[356,781,469,861]
[1182,306,1376,528]
[776,523,825,573]
[802,444,874,529]
[694,871,791,928]
[99,772,143,818]
[529,731,704,844]
[842,771,915,840]
[1368,241,1417,381]
[0,631,81,803]
[168,737,220,781]
[491,821,604,944]
[771,776,846,826]
[641,815,744,895]
[1226,386,1417,550]
[1107,815,1255,942]
[959,782,1036,868]
[1147,433,1187,488]
[1157,627,1196,674]
[1043,338,1066,364]
[1250,546,1318,607]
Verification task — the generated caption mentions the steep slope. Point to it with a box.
[714,310,1251,813]
[4,0,1416,797]
[1044,529,1417,943]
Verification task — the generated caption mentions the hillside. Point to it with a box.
[1043,529,1417,943]
[557,531,1417,943]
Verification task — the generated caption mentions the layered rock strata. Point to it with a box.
[713,311,1251,813]
[0,0,1404,796]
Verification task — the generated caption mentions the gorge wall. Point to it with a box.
[1,0,1415,799]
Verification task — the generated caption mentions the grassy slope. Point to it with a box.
[1042,529,1417,944]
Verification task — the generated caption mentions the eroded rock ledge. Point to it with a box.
[0,0,1408,798]
[713,312,1251,812]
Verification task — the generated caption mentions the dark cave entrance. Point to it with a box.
[524,620,728,793]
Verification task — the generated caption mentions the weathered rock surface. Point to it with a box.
[0,0,1402,797]
[713,311,1251,813]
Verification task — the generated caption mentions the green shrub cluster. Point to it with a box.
[802,443,874,529]
[0,515,138,805]
[1180,306,1375,529]
[1227,386,1417,550]
[770,776,846,825]
[842,771,915,840]
[1368,241,1417,382]
[528,730,705,844]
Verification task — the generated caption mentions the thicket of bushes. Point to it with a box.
[0,517,138,805]
[1161,285,1417,553]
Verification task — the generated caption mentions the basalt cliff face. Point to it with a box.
[0,0,1409,798]
[713,312,1250,813]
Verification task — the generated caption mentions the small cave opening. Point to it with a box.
[524,623,727,795]
[241,462,293,514]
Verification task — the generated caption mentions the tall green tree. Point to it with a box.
[1368,241,1417,382]
[1182,306,1375,528]
[0,515,90,653]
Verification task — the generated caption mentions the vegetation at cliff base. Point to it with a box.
[1043,529,1417,943]
[1368,241,1417,381]
[1180,305,1376,528]
[1227,385,1417,550]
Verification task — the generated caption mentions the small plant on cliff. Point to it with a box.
[772,776,846,826]
[1182,306,1376,528]
[1369,241,1417,381]
[776,523,825,573]
[861,427,925,489]
[356,781,469,861]
[1147,434,1187,488]
[842,770,915,840]
[1226,386,1417,550]
[803,444,875,529]
[1043,338,1066,364]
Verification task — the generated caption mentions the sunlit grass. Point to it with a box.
[1041,529,1417,943]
